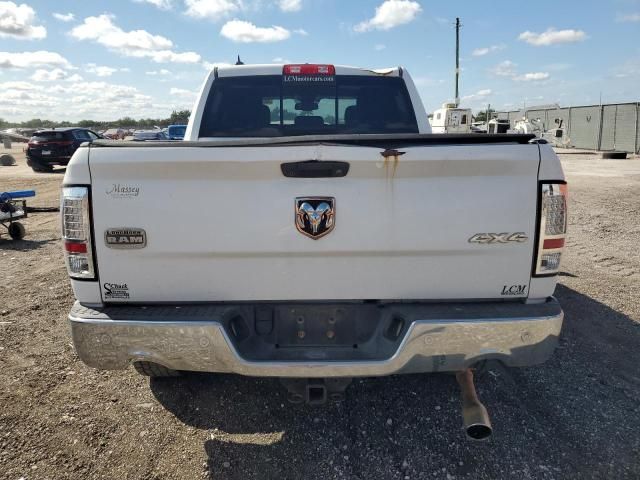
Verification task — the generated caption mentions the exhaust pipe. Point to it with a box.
[456,369,492,441]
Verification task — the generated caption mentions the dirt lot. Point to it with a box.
[1,147,639,480]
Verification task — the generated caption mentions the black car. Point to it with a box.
[26,128,102,172]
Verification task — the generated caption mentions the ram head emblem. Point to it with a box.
[295,197,335,239]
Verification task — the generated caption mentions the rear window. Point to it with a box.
[73,130,91,140]
[199,75,418,137]
[31,131,70,141]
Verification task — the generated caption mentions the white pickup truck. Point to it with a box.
[62,64,567,439]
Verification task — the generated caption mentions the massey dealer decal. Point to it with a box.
[103,282,130,299]
[106,184,140,198]
[105,228,146,249]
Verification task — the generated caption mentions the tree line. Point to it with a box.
[0,110,191,131]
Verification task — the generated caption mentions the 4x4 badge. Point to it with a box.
[295,197,335,239]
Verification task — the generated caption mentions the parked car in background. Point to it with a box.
[167,124,187,140]
[103,128,126,140]
[26,128,101,172]
[132,130,168,141]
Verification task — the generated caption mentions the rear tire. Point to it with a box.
[602,151,627,159]
[28,161,53,173]
[0,154,16,166]
[133,361,180,377]
[8,222,26,240]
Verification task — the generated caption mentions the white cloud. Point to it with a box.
[0,1,46,39]
[462,89,492,101]
[0,79,191,121]
[518,28,587,46]
[0,80,38,90]
[146,68,172,75]
[87,65,116,77]
[202,60,232,70]
[170,87,197,98]
[271,57,291,63]
[490,60,517,77]
[184,0,241,21]
[616,13,640,22]
[489,60,551,82]
[278,0,301,12]
[220,20,291,43]
[374,44,386,51]
[85,63,129,77]
[292,28,307,35]
[30,68,83,82]
[354,0,421,32]
[544,63,571,71]
[472,44,504,57]
[70,15,201,64]
[413,76,444,87]
[514,72,550,81]
[0,50,71,69]
[134,0,173,10]
[612,57,640,78]
[52,12,74,22]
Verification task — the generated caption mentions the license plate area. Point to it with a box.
[42,150,51,155]
[223,303,407,362]
[276,306,356,347]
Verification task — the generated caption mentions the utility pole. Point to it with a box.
[455,17,461,107]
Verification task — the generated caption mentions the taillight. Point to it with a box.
[61,186,95,279]
[283,64,335,75]
[534,182,568,276]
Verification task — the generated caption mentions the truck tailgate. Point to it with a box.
[89,143,539,302]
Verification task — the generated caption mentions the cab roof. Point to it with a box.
[214,64,402,78]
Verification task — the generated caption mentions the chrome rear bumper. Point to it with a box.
[69,299,563,377]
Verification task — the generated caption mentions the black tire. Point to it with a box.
[30,163,53,173]
[602,151,627,159]
[0,154,16,166]
[133,361,180,377]
[8,222,26,240]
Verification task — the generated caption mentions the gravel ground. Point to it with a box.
[1,148,639,480]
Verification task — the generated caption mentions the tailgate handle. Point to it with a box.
[281,160,350,178]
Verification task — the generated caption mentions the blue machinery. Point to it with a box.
[0,190,35,240]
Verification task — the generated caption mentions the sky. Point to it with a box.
[0,0,639,121]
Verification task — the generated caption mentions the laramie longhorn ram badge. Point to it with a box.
[295,197,335,239]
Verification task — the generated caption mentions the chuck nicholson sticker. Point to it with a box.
[103,282,130,300]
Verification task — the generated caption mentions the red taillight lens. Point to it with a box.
[64,241,87,254]
[283,64,335,75]
[534,182,568,275]
[61,186,95,279]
